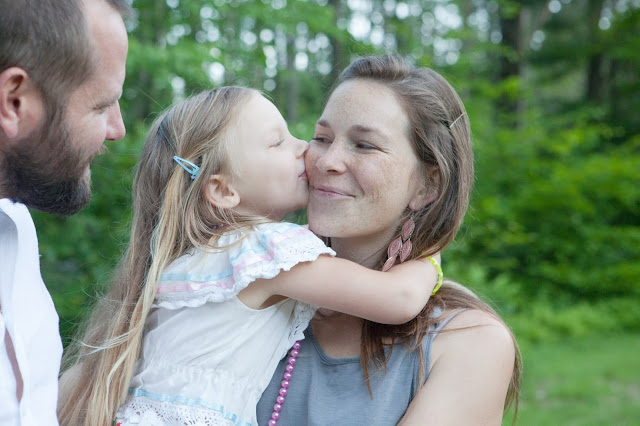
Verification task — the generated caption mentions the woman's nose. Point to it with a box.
[313,139,346,173]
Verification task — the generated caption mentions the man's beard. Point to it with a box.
[2,111,96,216]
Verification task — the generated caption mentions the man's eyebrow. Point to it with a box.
[98,91,123,108]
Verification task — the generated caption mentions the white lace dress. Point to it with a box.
[115,222,335,426]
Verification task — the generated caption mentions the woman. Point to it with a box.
[256,55,520,425]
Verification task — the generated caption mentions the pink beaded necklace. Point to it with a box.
[268,340,301,425]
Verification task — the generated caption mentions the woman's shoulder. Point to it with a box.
[432,308,515,370]
[441,308,509,330]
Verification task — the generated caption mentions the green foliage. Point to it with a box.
[26,0,639,349]
[457,103,640,302]
[446,261,640,343]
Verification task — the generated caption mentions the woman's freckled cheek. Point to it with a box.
[362,162,396,203]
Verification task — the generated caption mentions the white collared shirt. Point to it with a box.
[0,199,62,426]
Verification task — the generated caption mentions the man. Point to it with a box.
[0,0,130,423]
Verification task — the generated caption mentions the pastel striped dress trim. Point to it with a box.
[152,222,335,309]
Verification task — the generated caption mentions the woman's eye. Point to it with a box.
[311,136,329,143]
[356,141,376,150]
[272,138,284,147]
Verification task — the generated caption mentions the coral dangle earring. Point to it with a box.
[382,216,415,272]
[399,217,415,262]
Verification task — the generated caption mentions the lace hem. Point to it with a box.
[285,301,316,356]
[116,395,249,426]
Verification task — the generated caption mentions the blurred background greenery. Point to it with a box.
[34,0,639,424]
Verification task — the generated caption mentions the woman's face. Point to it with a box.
[306,79,429,247]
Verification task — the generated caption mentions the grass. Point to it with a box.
[504,333,640,425]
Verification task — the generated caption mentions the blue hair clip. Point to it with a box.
[173,156,200,180]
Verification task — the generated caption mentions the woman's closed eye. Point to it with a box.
[311,136,331,144]
[271,138,284,147]
[355,141,378,150]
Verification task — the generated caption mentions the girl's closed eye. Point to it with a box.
[271,138,284,147]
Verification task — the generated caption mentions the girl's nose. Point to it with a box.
[296,138,309,158]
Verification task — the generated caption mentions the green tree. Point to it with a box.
[32,0,639,346]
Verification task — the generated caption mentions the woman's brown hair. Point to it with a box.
[334,55,521,416]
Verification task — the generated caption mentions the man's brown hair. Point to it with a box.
[0,0,132,117]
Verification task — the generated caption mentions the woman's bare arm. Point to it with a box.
[398,309,515,425]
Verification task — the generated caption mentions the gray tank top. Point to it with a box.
[256,309,462,425]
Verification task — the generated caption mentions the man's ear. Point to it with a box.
[204,174,240,209]
[409,167,440,211]
[0,67,44,140]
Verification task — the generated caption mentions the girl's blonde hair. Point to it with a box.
[58,86,265,425]
[332,55,521,416]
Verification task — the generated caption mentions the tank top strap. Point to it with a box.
[433,308,467,333]
[415,308,468,394]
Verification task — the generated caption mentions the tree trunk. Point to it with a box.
[585,0,605,103]
[328,0,346,85]
[497,0,523,128]
[286,34,297,123]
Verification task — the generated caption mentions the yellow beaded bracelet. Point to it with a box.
[425,256,443,295]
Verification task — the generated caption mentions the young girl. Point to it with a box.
[58,87,442,426]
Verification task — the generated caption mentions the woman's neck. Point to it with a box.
[329,231,394,269]
[311,312,362,357]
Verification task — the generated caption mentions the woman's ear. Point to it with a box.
[409,167,439,211]
[204,174,240,209]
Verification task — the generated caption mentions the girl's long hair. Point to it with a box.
[58,87,266,425]
[333,55,521,416]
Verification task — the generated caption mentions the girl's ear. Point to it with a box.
[204,174,240,209]
[409,167,439,211]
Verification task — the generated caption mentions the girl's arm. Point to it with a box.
[398,310,515,425]
[246,254,440,324]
